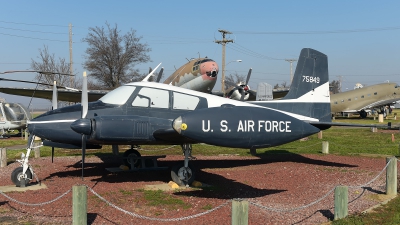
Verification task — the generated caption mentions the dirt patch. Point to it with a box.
[0,154,396,224]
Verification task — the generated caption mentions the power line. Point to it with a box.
[0,26,67,34]
[228,43,285,60]
[232,26,400,35]
[0,32,68,42]
[0,20,69,27]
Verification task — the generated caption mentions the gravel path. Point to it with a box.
[0,153,396,224]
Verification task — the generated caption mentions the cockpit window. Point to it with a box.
[199,59,214,63]
[99,86,136,105]
[132,87,169,108]
[173,92,200,110]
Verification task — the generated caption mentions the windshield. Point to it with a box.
[99,86,136,105]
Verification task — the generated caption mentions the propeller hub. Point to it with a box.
[70,118,92,135]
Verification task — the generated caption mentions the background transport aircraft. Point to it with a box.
[0,57,219,102]
[330,82,400,118]
[0,97,31,138]
[12,48,377,188]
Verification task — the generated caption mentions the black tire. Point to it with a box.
[123,149,141,168]
[171,162,196,187]
[360,110,367,118]
[11,167,32,187]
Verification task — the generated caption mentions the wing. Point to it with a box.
[0,87,108,102]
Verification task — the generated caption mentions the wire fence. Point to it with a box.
[0,158,395,222]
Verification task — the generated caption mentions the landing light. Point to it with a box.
[173,116,183,134]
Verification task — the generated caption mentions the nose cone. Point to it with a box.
[200,61,219,79]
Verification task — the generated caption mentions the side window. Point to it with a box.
[132,87,169,108]
[173,92,200,110]
[374,92,377,95]
[361,95,364,98]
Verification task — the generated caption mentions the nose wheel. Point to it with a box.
[171,144,196,187]
[171,162,195,187]
[11,167,32,187]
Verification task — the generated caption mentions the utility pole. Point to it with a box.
[69,23,73,88]
[215,29,233,96]
[285,59,297,84]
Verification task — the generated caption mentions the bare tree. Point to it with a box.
[225,72,246,90]
[83,22,151,89]
[329,80,341,94]
[30,45,72,88]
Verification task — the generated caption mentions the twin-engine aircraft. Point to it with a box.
[330,83,400,118]
[13,48,374,187]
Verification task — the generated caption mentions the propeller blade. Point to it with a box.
[81,135,86,180]
[245,68,252,85]
[156,67,164,82]
[81,72,88,118]
[52,80,58,110]
[51,147,54,163]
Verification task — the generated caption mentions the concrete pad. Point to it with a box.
[0,183,47,193]
[145,182,177,191]
[144,180,212,191]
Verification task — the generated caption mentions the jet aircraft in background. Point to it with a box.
[330,82,400,118]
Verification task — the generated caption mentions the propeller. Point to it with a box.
[225,68,253,101]
[239,68,252,101]
[70,71,91,180]
[156,67,164,82]
[51,80,58,163]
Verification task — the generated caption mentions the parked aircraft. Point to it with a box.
[0,58,219,102]
[0,97,31,138]
[330,82,400,118]
[11,48,378,188]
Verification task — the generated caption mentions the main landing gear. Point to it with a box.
[11,135,40,187]
[120,144,196,187]
[171,144,196,187]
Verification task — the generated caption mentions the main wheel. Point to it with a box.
[123,149,141,169]
[11,167,32,187]
[171,162,196,187]
[360,110,367,118]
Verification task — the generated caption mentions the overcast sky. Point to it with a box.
[1,1,399,109]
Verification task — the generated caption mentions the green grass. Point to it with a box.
[2,123,400,223]
[332,195,400,225]
[142,190,191,210]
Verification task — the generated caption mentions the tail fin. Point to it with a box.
[253,48,331,122]
[282,48,329,100]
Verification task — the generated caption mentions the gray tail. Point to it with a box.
[254,48,331,123]
[282,48,329,100]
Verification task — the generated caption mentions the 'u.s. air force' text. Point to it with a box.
[202,120,291,132]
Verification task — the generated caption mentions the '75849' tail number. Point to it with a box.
[302,76,320,83]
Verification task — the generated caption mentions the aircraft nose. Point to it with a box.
[201,61,219,78]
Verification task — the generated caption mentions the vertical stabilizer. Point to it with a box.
[283,48,329,100]
[252,48,331,123]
